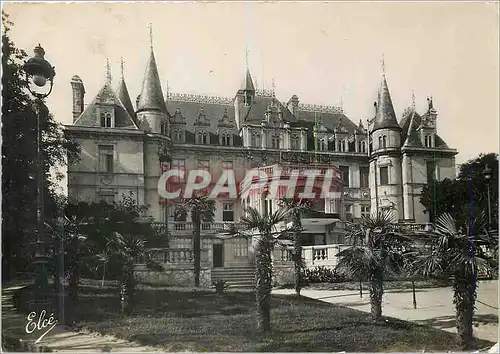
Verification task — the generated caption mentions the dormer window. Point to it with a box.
[251,132,262,148]
[271,134,280,149]
[221,132,232,146]
[424,134,433,147]
[100,112,112,128]
[340,140,346,152]
[318,138,327,151]
[172,129,184,143]
[197,131,208,144]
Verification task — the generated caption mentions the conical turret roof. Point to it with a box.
[240,68,255,92]
[372,76,400,132]
[137,49,167,113]
[117,78,135,117]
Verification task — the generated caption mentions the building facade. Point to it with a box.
[65,45,457,285]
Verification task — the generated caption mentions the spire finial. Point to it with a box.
[245,46,249,70]
[271,77,275,97]
[166,80,170,98]
[340,96,343,110]
[120,57,124,79]
[412,90,416,109]
[149,23,153,48]
[106,58,112,85]
[381,53,386,76]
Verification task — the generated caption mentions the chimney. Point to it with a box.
[71,75,85,122]
[136,95,140,110]
[288,95,300,118]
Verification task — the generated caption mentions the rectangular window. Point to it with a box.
[340,166,350,187]
[170,158,185,182]
[221,161,233,170]
[99,189,114,203]
[344,204,353,221]
[426,161,436,185]
[171,158,185,168]
[222,202,234,222]
[379,166,389,185]
[359,166,369,188]
[98,145,114,173]
[198,159,210,170]
[361,205,370,218]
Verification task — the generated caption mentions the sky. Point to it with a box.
[3,1,499,168]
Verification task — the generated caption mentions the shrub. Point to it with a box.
[302,266,346,284]
[212,279,229,295]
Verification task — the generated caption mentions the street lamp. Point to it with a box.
[482,164,493,227]
[22,44,55,309]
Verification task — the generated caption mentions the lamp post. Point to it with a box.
[22,44,56,309]
[482,164,493,228]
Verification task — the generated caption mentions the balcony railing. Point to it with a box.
[152,221,242,234]
[136,248,209,266]
[273,244,351,268]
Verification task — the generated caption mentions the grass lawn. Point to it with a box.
[42,281,493,352]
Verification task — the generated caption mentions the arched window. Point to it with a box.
[318,138,326,151]
[382,135,387,148]
[361,141,366,153]
[378,136,382,149]
[198,131,208,144]
[100,112,112,128]
[221,132,231,146]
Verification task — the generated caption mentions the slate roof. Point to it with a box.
[116,78,136,120]
[240,69,255,92]
[399,108,449,148]
[166,94,241,145]
[137,49,167,113]
[73,83,138,129]
[294,109,358,135]
[244,93,296,124]
[372,76,401,132]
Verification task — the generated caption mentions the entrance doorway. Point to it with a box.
[213,244,224,268]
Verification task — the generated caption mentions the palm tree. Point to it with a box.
[177,195,215,287]
[335,210,410,321]
[239,206,292,332]
[407,212,497,349]
[278,197,313,299]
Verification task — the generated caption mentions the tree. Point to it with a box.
[1,11,79,281]
[278,197,313,299]
[335,210,411,321]
[420,153,498,226]
[64,194,166,314]
[174,195,215,287]
[407,212,497,349]
[238,206,291,332]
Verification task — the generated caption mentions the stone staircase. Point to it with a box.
[211,266,254,290]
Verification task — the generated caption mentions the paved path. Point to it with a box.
[2,285,159,352]
[274,280,499,343]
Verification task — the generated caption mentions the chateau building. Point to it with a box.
[65,44,457,284]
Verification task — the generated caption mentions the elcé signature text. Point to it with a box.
[26,310,58,336]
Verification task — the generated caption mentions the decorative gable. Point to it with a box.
[171,108,187,125]
[194,108,210,127]
[73,83,138,129]
[217,108,234,128]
